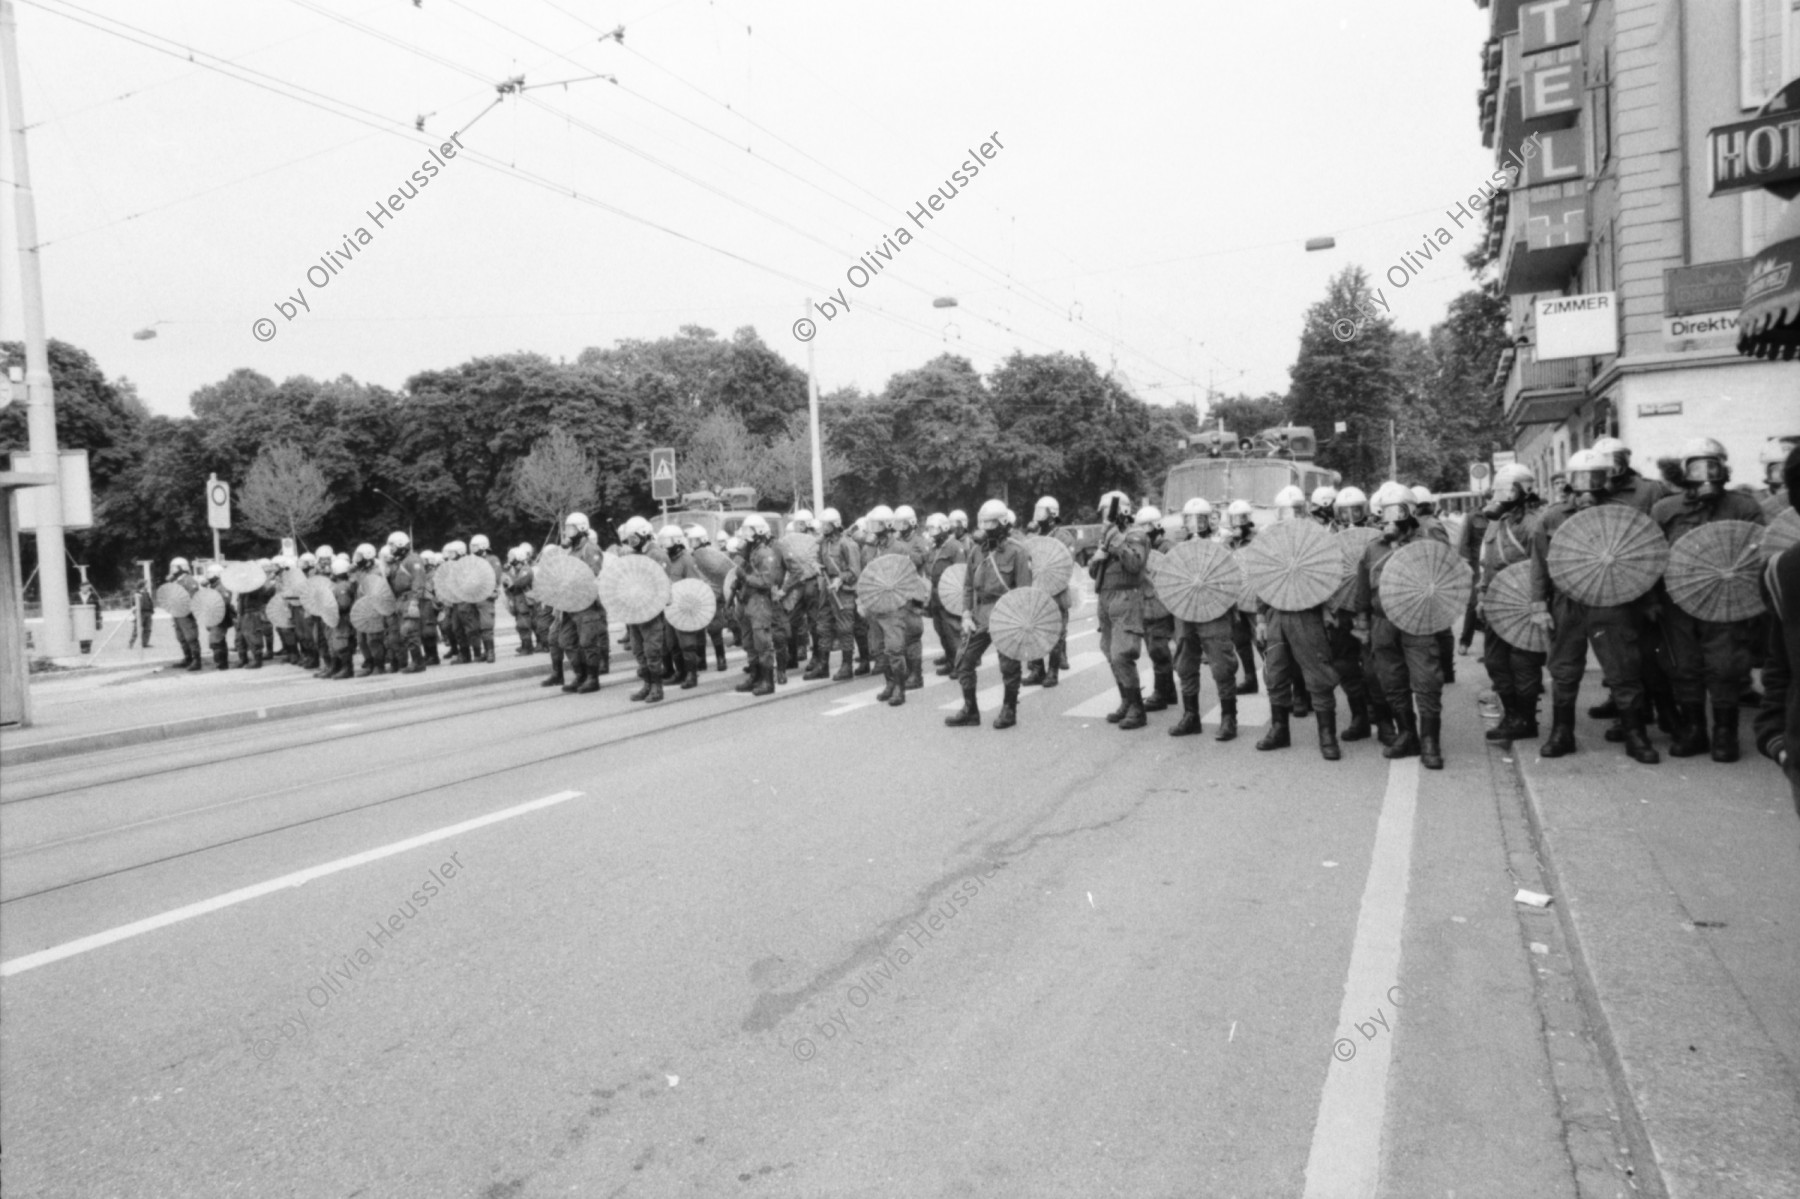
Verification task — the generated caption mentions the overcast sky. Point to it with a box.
[1,0,1496,420]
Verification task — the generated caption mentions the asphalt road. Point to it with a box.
[2,607,1604,1198]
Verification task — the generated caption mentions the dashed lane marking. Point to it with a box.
[938,651,1108,711]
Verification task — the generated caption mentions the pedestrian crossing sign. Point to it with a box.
[650,448,677,500]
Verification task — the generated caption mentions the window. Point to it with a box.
[1740,0,1800,110]
[1587,48,1613,174]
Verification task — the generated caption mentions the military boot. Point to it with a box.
[186,646,203,673]
[1667,704,1710,758]
[854,655,872,677]
[1169,692,1202,737]
[875,666,896,703]
[1105,688,1132,724]
[1055,645,1070,671]
[1383,707,1420,760]
[714,638,727,671]
[680,653,700,689]
[598,649,611,674]
[992,682,1019,730]
[1621,711,1660,765]
[1711,705,1740,763]
[735,664,760,693]
[424,640,442,666]
[1487,695,1518,741]
[887,664,907,707]
[214,646,231,671]
[645,675,665,703]
[1042,660,1060,688]
[402,647,426,674]
[1589,696,1619,720]
[904,664,925,691]
[1236,663,1259,696]
[1539,704,1577,756]
[1021,661,1047,687]
[331,652,355,680]
[1143,671,1176,712]
[1341,697,1372,742]
[1318,709,1342,761]
[1256,706,1291,751]
[1419,715,1443,770]
[1291,689,1312,719]
[1372,701,1397,748]
[1117,687,1147,730]
[753,660,776,697]
[562,662,586,693]
[541,650,566,688]
[628,668,653,701]
[832,656,853,682]
[776,659,789,686]
[803,654,829,681]
[1215,697,1238,742]
[515,632,535,655]
[1511,699,1541,741]
[934,655,955,677]
[945,679,981,727]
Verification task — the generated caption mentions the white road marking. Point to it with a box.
[1301,759,1421,1198]
[1061,663,1155,718]
[937,651,1109,710]
[821,671,951,716]
[0,790,586,978]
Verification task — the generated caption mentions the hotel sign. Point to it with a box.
[1708,79,1800,199]
[1520,0,1580,53]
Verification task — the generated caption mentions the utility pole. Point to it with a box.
[1,0,74,656]
[1388,418,1398,481]
[804,298,824,516]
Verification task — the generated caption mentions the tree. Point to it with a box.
[513,426,597,534]
[237,443,334,543]
[678,409,769,498]
[1203,391,1288,439]
[1287,266,1406,488]
[763,410,849,509]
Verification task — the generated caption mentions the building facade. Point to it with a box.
[1479,0,1800,491]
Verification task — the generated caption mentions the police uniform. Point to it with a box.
[1355,518,1449,764]
[390,550,428,672]
[1321,520,1376,740]
[328,572,356,678]
[622,540,673,699]
[893,529,930,687]
[923,531,967,677]
[736,535,790,695]
[1651,486,1767,759]
[867,537,926,699]
[1090,521,1150,725]
[234,572,275,668]
[1477,499,1547,738]
[1531,488,1660,762]
[1169,532,1239,741]
[553,538,610,693]
[205,579,235,670]
[504,560,538,654]
[665,547,707,688]
[1226,529,1261,695]
[946,528,1034,727]
[1140,534,1178,710]
[817,528,863,679]
[1022,521,1077,685]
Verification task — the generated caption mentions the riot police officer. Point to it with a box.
[945,499,1034,729]
[1090,489,1150,729]
[549,513,609,694]
[1168,499,1239,740]
[816,507,862,681]
[1223,499,1260,696]
[1354,483,1450,768]
[1651,437,1768,761]
[1476,464,1547,743]
[1021,496,1077,687]
[922,512,967,676]
[1257,486,1342,760]
[733,514,788,697]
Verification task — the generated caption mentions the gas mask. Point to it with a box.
[1683,457,1726,499]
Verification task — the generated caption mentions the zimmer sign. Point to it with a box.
[1535,291,1617,360]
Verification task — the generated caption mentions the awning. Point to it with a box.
[1738,202,1800,361]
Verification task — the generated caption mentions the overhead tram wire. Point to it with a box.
[17,2,825,296]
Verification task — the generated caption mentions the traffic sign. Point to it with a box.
[650,447,677,501]
[1469,462,1492,494]
[207,474,232,530]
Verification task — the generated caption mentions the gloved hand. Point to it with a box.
[961,613,975,636]
[1351,619,1369,646]
[1527,601,1553,635]
[1254,619,1268,651]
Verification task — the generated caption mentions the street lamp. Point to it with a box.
[370,488,413,544]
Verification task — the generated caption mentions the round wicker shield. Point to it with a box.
[1665,520,1766,622]
[1024,535,1075,597]
[1484,561,1549,654]
[1240,520,1342,611]
[1235,551,1259,614]
[436,556,496,605]
[598,552,673,625]
[349,595,389,635]
[190,587,226,629]
[155,582,193,618]
[693,546,734,585]
[1379,539,1472,635]
[1761,508,1800,560]
[356,573,398,617]
[268,596,293,630]
[221,561,267,593]
[856,553,925,617]
[304,577,338,625]
[280,567,307,600]
[937,562,969,617]
[779,532,820,574]
[988,587,1063,661]
[1147,538,1242,623]
[665,577,718,632]
[1547,505,1668,607]
[530,555,599,613]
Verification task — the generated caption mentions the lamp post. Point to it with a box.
[370,489,413,545]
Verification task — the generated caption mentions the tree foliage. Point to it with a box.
[237,442,334,542]
[512,425,597,530]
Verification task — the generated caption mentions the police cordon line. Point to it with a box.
[148,434,1798,770]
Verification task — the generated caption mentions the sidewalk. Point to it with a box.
[2,626,556,766]
[1501,681,1800,1199]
